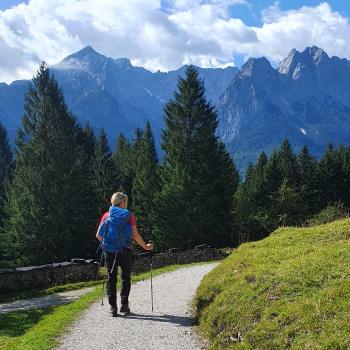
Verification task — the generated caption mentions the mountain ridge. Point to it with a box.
[1,45,350,172]
[0,46,238,150]
[218,46,350,170]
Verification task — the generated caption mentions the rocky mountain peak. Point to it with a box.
[238,57,274,79]
[278,46,329,77]
[55,45,109,73]
[114,57,132,69]
[64,45,107,61]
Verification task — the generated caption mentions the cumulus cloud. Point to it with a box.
[0,0,350,83]
[251,2,350,62]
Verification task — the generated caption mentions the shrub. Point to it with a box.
[308,201,349,226]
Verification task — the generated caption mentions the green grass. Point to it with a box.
[194,218,350,350]
[0,280,103,304]
[0,261,213,350]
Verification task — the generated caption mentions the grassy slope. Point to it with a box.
[195,219,350,350]
[0,262,210,350]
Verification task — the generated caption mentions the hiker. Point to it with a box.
[96,192,153,316]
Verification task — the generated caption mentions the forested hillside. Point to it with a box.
[0,63,350,267]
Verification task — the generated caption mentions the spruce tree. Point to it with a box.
[0,122,13,227]
[252,152,269,208]
[273,178,304,226]
[318,143,342,208]
[132,122,159,241]
[298,145,319,218]
[340,147,350,207]
[0,123,13,266]
[236,156,271,242]
[77,121,96,162]
[4,63,94,265]
[152,66,238,250]
[277,139,299,186]
[91,129,116,217]
[132,127,144,164]
[214,141,240,246]
[274,140,302,225]
[264,150,283,195]
[114,133,133,198]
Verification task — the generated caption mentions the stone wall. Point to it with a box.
[0,260,99,293]
[0,245,228,293]
[132,245,228,274]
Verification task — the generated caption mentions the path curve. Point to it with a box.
[0,287,94,314]
[55,263,218,350]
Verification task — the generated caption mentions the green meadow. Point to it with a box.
[195,219,350,350]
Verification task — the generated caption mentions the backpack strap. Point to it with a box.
[99,217,110,252]
[103,218,110,239]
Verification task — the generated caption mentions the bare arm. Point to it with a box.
[96,221,104,242]
[132,226,153,251]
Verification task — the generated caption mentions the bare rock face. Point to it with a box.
[217,46,350,171]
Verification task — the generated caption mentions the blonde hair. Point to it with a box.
[111,192,128,207]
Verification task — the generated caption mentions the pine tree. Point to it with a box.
[114,133,133,198]
[4,63,95,265]
[0,123,13,266]
[277,139,299,186]
[91,129,116,217]
[340,146,350,207]
[152,66,238,250]
[132,122,159,241]
[77,121,96,162]
[0,122,13,227]
[273,140,302,225]
[273,178,303,226]
[214,141,240,246]
[132,127,144,164]
[318,143,343,208]
[298,145,319,218]
[236,155,271,243]
[252,152,269,208]
[264,150,283,195]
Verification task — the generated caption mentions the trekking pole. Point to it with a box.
[101,250,107,306]
[149,240,154,312]
[138,246,154,312]
[150,251,154,312]
[95,242,107,306]
[99,220,110,307]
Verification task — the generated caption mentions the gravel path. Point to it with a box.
[55,263,218,350]
[0,287,94,314]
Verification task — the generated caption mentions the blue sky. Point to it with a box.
[3,1,348,22]
[1,1,350,82]
[2,1,350,21]
[228,1,350,25]
[0,0,27,10]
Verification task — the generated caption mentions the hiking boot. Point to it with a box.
[110,306,118,317]
[120,303,130,315]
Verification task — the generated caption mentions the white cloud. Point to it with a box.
[0,1,350,83]
[250,2,350,62]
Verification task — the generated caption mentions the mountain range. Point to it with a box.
[1,45,350,172]
[219,46,350,169]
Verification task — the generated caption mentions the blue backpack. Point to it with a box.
[101,206,132,253]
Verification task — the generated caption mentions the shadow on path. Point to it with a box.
[122,313,195,327]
